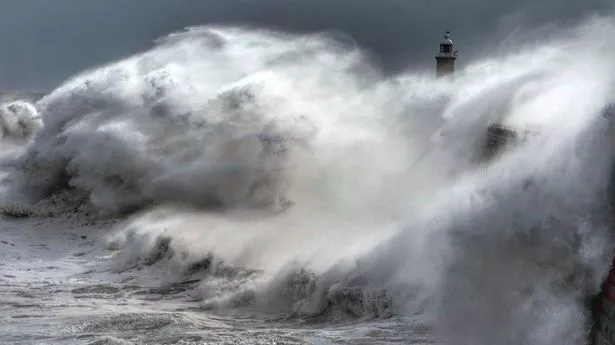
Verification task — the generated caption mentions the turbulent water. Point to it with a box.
[2,16,615,345]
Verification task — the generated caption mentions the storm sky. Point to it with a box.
[0,0,612,91]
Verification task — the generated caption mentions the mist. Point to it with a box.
[1,0,612,91]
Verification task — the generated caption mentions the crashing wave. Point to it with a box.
[5,18,615,344]
[8,28,363,215]
[0,100,42,141]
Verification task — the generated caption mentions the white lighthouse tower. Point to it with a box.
[435,31,457,78]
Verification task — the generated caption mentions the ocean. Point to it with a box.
[1,19,615,345]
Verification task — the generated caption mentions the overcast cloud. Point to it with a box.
[0,0,612,91]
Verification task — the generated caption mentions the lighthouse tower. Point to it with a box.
[435,31,457,78]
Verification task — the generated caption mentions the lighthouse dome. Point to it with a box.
[441,31,453,45]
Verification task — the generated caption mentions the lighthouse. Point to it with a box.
[435,31,457,78]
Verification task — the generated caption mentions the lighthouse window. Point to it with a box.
[441,44,452,54]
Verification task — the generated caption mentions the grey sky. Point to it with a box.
[0,0,612,91]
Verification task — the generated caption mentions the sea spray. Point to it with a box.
[2,17,615,345]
